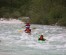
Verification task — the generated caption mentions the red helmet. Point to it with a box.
[26,23,30,26]
[40,35,43,40]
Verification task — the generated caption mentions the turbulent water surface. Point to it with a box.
[0,23,66,55]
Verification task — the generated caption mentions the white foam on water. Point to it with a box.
[0,21,66,55]
[0,19,24,24]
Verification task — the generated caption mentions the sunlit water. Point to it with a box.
[0,23,66,55]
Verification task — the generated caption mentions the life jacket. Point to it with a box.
[25,23,30,29]
[26,26,30,29]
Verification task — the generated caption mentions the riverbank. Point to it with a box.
[0,18,24,24]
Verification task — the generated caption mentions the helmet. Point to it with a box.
[41,33,44,35]
[26,23,30,26]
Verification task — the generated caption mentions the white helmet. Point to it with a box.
[41,33,44,35]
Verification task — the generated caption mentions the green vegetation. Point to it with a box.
[0,0,66,26]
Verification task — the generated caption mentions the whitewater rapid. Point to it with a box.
[0,20,66,55]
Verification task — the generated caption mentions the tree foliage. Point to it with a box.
[0,0,66,26]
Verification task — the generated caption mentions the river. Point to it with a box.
[0,23,66,55]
